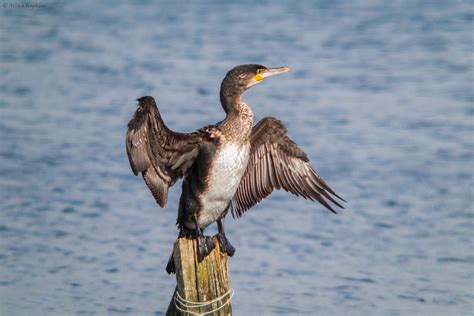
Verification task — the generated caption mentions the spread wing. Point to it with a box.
[126,96,201,207]
[231,117,345,218]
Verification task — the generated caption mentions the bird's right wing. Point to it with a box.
[126,96,201,207]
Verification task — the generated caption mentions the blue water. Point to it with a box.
[0,1,472,315]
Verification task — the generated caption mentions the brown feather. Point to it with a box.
[126,96,202,207]
[231,117,345,218]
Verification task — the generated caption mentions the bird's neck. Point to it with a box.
[224,101,253,120]
[220,86,244,114]
[219,97,254,142]
[219,81,254,141]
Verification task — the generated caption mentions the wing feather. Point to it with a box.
[126,96,201,207]
[232,117,345,218]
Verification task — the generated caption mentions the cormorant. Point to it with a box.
[126,64,345,273]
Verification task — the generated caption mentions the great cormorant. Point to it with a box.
[126,64,345,273]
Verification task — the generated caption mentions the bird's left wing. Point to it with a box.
[231,117,345,218]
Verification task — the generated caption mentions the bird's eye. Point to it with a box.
[255,68,266,81]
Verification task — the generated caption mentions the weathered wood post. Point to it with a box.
[166,237,232,315]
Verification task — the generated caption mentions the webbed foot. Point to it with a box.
[166,252,175,274]
[215,233,236,257]
[196,235,215,262]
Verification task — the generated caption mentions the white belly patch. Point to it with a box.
[199,143,250,228]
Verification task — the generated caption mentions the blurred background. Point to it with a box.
[0,1,472,315]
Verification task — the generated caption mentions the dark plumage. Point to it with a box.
[126,96,202,208]
[126,64,345,273]
[231,117,345,217]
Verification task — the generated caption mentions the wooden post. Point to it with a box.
[166,237,232,315]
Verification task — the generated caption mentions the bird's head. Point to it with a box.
[220,64,290,111]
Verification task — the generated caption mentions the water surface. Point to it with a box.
[0,1,472,315]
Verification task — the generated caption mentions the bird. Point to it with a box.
[126,64,345,273]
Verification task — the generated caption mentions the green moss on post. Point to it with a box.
[166,237,232,315]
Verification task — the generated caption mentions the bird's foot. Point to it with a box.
[215,233,236,257]
[196,235,215,262]
[166,252,175,274]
